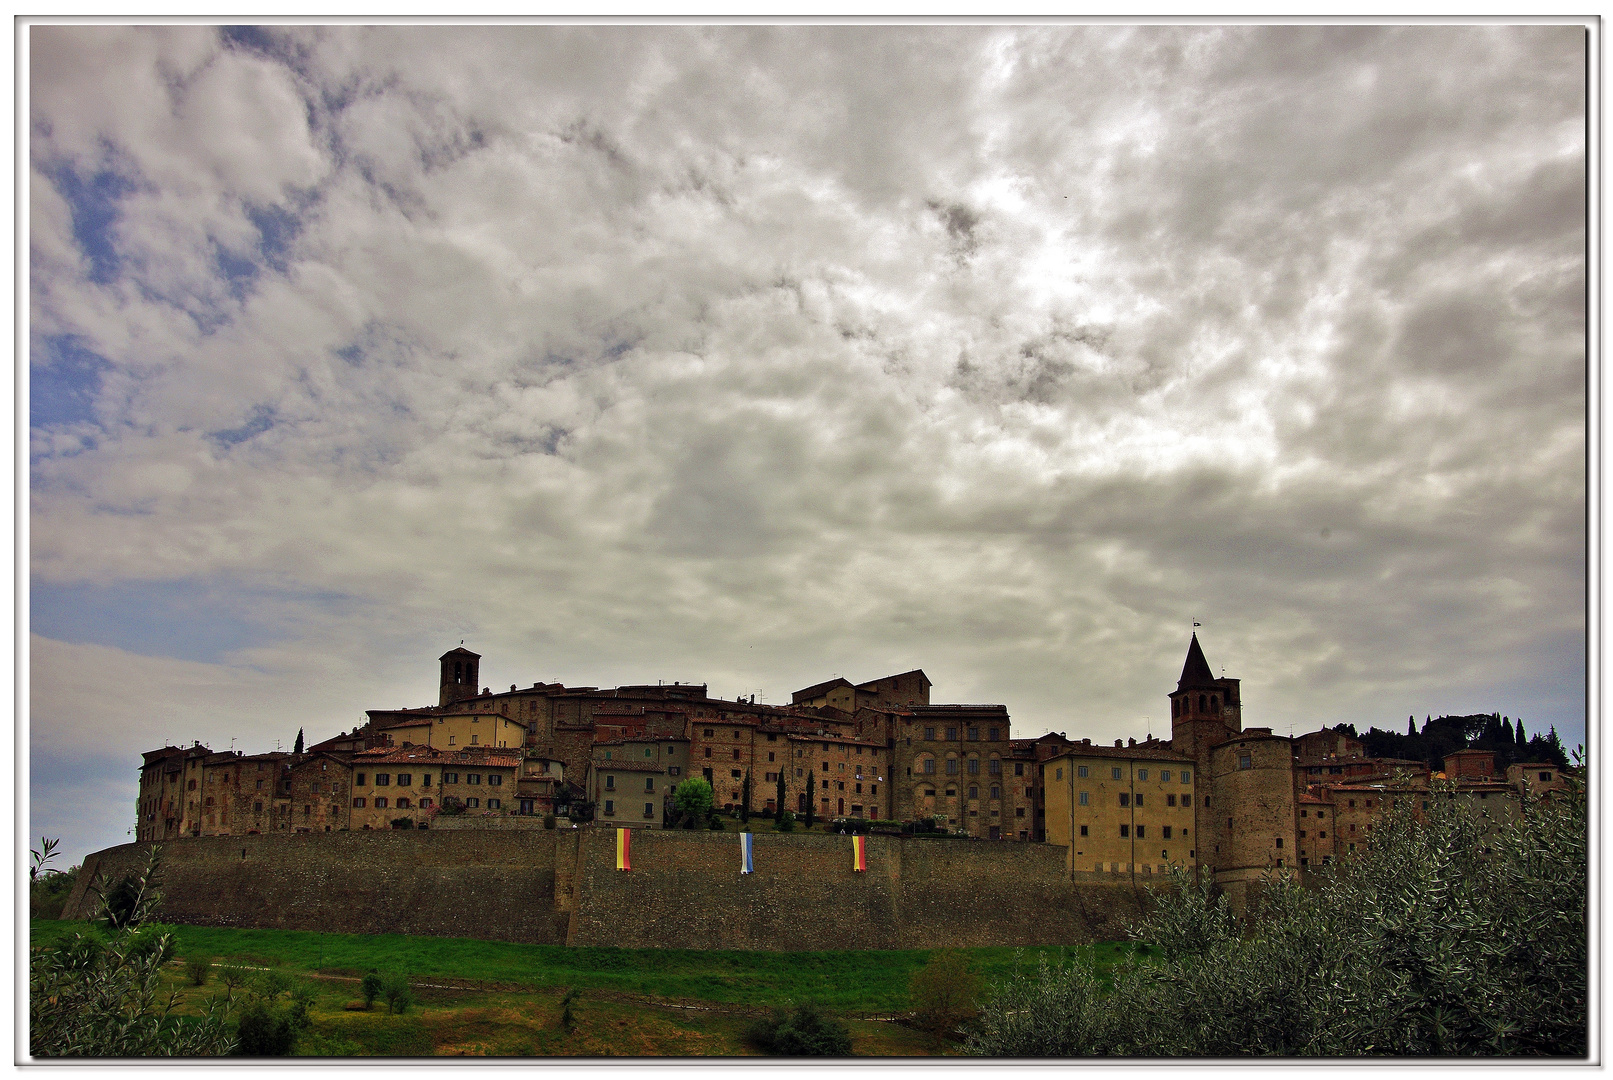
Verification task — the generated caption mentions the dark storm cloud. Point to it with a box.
[27,23,1586,865]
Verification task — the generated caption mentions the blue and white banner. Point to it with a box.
[740,832,755,875]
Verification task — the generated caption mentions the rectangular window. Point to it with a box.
[1137,769,1148,781]
[487,798,500,809]
[1167,793,1177,806]
[375,774,390,786]
[396,773,411,786]
[988,758,1001,775]
[1055,767,1063,781]
[604,800,614,815]
[1136,826,1145,839]
[644,803,654,818]
[969,786,978,798]
[645,777,655,792]
[1111,767,1122,780]
[470,774,482,785]
[1120,824,1129,837]
[967,727,979,741]
[732,769,742,779]
[489,775,502,786]
[1078,791,1089,806]
[1163,826,1172,839]
[421,775,431,786]
[967,758,980,775]
[946,759,959,775]
[1078,824,1087,835]
[1077,765,1088,778]
[1014,762,1024,776]
[467,797,480,808]
[1135,794,1144,807]
[946,727,958,741]
[924,759,936,774]
[605,775,615,790]
[375,797,388,808]
[1161,770,1171,782]
[1182,770,1191,783]
[1239,754,1253,769]
[355,774,366,786]
[449,735,455,745]
[924,727,936,741]
[444,772,458,784]
[353,798,365,808]
[1119,793,1130,807]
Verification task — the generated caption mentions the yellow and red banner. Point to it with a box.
[851,834,867,872]
[616,827,631,871]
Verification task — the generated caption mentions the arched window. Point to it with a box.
[1211,695,1219,712]
[1199,694,1206,712]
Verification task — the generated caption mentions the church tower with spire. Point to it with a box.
[1168,632,1242,762]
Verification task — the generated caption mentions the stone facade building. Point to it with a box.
[135,635,1567,902]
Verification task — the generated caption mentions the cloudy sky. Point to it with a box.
[28,23,1586,865]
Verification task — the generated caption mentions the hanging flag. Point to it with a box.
[616,827,631,871]
[851,834,867,872]
[740,832,754,875]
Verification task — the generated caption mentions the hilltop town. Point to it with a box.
[136,635,1568,901]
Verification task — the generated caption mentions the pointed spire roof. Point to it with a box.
[1178,633,1215,689]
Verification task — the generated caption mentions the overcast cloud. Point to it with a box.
[29,24,1586,865]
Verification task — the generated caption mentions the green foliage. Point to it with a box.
[740,772,752,824]
[967,776,1587,1057]
[776,811,796,833]
[186,954,214,986]
[380,973,415,1015]
[29,844,80,920]
[674,777,714,824]
[559,987,579,1033]
[908,950,983,1039]
[217,961,252,997]
[775,769,787,825]
[30,845,237,1057]
[293,728,305,755]
[706,815,725,831]
[233,999,309,1056]
[360,971,384,1008]
[744,1003,853,1056]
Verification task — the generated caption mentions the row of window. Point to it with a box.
[916,757,1004,776]
[354,772,503,787]
[1109,824,1183,839]
[919,785,1004,800]
[601,800,657,818]
[351,796,500,810]
[1054,765,1192,783]
[918,726,1003,742]
[602,775,656,792]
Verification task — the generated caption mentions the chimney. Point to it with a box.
[1115,739,1123,747]
[1129,738,1136,747]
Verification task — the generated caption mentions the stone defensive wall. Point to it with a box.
[61,830,1159,950]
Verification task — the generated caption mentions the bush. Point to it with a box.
[544,815,556,829]
[744,1003,853,1056]
[380,973,414,1015]
[233,1000,308,1057]
[776,811,796,833]
[185,954,213,986]
[360,971,383,1009]
[707,815,726,831]
[389,817,414,830]
[909,950,983,1039]
[968,775,1588,1057]
[30,846,237,1057]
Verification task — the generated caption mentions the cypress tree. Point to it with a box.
[1407,716,1416,737]
[804,774,816,828]
[775,768,786,825]
[740,771,751,824]
[293,728,304,755]
[1516,719,1528,747]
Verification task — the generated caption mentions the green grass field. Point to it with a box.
[30,920,1141,1056]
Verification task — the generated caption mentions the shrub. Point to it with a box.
[360,971,383,1009]
[233,1000,308,1057]
[968,774,1588,1057]
[909,949,983,1039]
[559,987,579,1033]
[706,815,725,831]
[389,817,414,830]
[381,973,414,1015]
[30,846,236,1057]
[744,1003,853,1056]
[544,814,556,829]
[776,811,796,833]
[185,954,214,986]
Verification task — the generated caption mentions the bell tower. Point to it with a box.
[1169,633,1241,759]
[439,647,481,708]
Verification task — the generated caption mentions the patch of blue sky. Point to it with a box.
[42,161,137,285]
[207,404,277,447]
[246,203,300,272]
[29,578,322,665]
[31,334,110,429]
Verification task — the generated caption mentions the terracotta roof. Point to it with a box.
[1044,741,1191,764]
[354,746,520,767]
[1178,633,1215,688]
[792,678,854,703]
[855,669,932,690]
